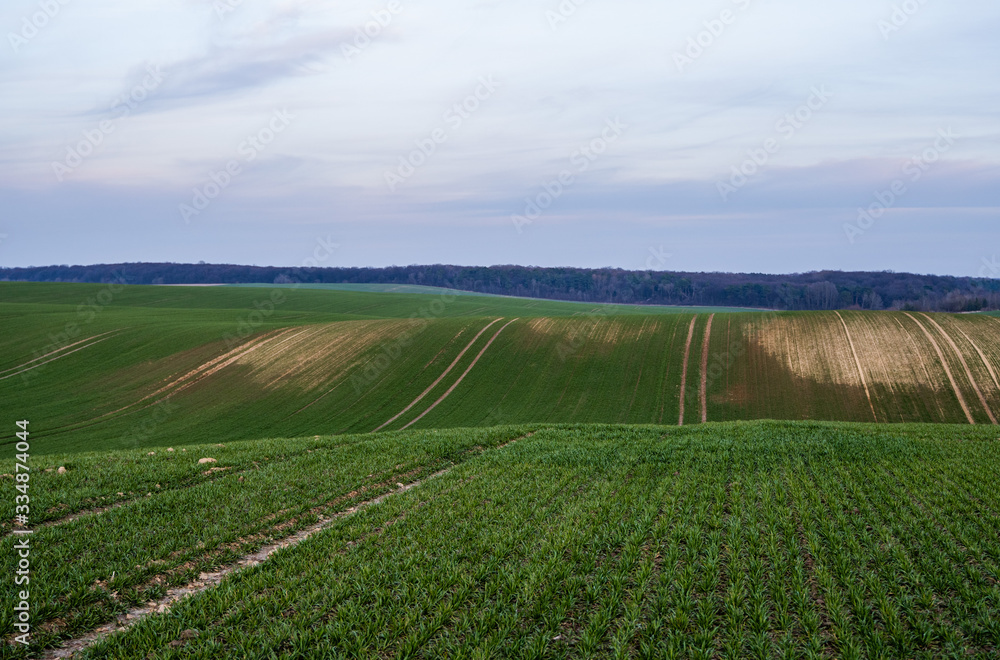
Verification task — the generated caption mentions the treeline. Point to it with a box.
[3,263,999,312]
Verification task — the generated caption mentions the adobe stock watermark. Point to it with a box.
[556,308,610,361]
[384,76,500,192]
[221,235,339,349]
[52,64,164,182]
[844,127,957,244]
[716,85,832,201]
[7,0,71,53]
[119,398,179,448]
[979,256,999,279]
[545,0,590,31]
[511,117,627,234]
[11,419,32,646]
[341,0,402,61]
[644,246,672,270]
[21,274,127,385]
[179,109,294,224]
[673,0,753,72]
[878,0,930,40]
[351,291,457,393]
[213,0,244,21]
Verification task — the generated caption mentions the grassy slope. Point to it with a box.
[226,282,766,312]
[2,284,1000,454]
[3,422,999,658]
[226,282,498,296]
[0,282,750,319]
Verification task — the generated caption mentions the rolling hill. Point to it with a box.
[3,282,1000,659]
[2,282,998,455]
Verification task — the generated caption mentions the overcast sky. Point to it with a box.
[1,0,998,276]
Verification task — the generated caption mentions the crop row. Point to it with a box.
[39,421,1000,660]
[0,426,532,656]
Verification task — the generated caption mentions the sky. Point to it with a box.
[1,0,998,276]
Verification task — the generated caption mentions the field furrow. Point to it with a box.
[920,313,998,424]
[700,313,714,423]
[904,313,976,424]
[835,311,878,422]
[678,316,697,426]
[5,422,1000,659]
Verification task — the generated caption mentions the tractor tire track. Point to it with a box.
[677,316,697,426]
[38,469,455,660]
[0,331,123,381]
[700,313,715,423]
[834,311,878,422]
[54,331,300,434]
[904,313,976,424]
[373,318,502,432]
[30,331,302,441]
[33,434,535,659]
[953,324,1000,391]
[401,318,519,430]
[919,313,997,424]
[131,330,294,403]
[0,330,121,376]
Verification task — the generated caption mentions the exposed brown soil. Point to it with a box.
[834,312,878,422]
[904,313,975,424]
[919,313,997,424]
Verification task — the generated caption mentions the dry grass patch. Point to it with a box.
[752,312,955,391]
[235,320,416,391]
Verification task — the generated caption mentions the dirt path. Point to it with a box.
[677,316,697,426]
[904,313,976,424]
[373,318,502,432]
[834,311,878,422]
[401,318,519,430]
[919,314,997,424]
[700,314,715,423]
[0,331,122,381]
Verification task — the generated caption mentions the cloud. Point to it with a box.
[128,28,350,112]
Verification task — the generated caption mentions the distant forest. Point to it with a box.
[3,263,999,312]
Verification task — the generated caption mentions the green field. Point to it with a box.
[224,283,767,312]
[2,283,999,455]
[2,282,999,658]
[2,422,999,658]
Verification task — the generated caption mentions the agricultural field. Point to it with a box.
[2,422,999,658]
[2,282,1000,659]
[2,283,1000,454]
